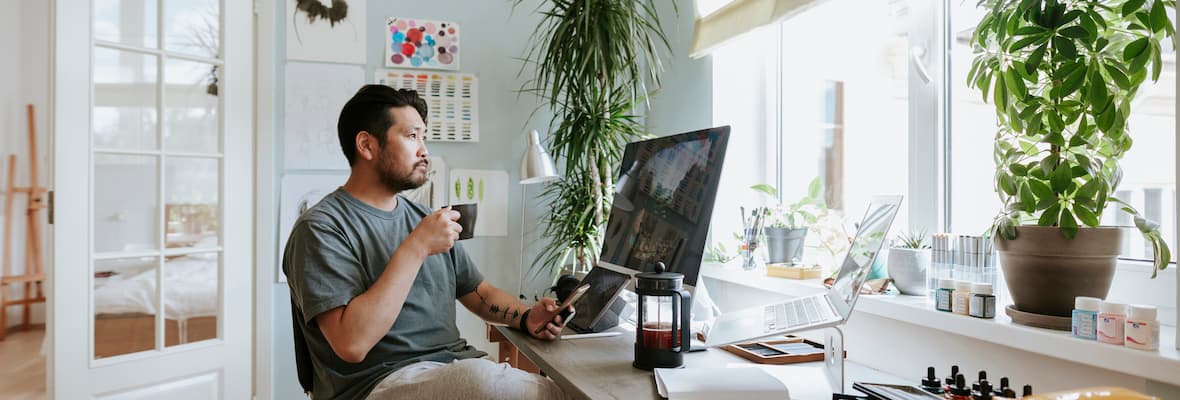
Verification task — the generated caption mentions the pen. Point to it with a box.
[561,331,622,340]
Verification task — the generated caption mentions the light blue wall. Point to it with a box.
[267,1,709,398]
[646,1,714,137]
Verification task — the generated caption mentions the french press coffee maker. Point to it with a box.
[633,262,692,370]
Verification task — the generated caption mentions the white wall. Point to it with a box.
[0,0,52,329]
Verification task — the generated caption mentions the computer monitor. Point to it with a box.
[596,126,731,290]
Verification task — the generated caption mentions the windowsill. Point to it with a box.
[699,262,1180,386]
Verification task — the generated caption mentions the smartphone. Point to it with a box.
[536,284,590,334]
[557,284,590,322]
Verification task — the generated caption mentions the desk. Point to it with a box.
[493,325,903,399]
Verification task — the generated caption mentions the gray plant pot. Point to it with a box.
[765,227,807,264]
[995,226,1122,317]
[886,247,931,296]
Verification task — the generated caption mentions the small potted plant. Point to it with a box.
[968,0,1173,318]
[887,230,932,296]
[751,177,826,264]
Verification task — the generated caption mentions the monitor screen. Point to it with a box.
[829,196,901,308]
[599,126,730,287]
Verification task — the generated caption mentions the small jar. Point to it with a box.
[951,280,972,316]
[936,279,954,312]
[1071,296,1101,340]
[1097,301,1127,345]
[968,283,995,319]
[1124,304,1159,351]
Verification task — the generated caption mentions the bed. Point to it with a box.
[92,246,219,358]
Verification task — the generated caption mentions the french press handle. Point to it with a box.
[674,289,692,353]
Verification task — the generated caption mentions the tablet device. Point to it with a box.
[567,266,631,333]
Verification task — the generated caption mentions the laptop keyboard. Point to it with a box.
[763,296,835,331]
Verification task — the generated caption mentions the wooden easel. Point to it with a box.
[1,104,47,340]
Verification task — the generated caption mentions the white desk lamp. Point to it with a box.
[518,129,559,298]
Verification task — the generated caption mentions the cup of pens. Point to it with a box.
[740,207,768,271]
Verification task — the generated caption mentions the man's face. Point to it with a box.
[373,106,429,193]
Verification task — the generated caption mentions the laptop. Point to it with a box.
[703,195,903,347]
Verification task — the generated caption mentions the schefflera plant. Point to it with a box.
[967,0,1174,276]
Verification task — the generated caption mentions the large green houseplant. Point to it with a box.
[517,1,674,278]
[968,0,1173,317]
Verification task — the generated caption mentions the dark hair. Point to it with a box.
[336,85,428,166]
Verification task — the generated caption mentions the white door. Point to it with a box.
[50,0,252,398]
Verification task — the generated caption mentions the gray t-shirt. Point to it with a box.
[283,188,487,400]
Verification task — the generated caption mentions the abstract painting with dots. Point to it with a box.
[385,17,460,70]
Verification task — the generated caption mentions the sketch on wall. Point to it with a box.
[449,169,508,237]
[277,173,348,282]
[375,69,478,142]
[385,17,460,70]
[400,156,447,208]
[287,0,366,64]
[284,62,363,170]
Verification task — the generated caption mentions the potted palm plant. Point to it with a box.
[751,177,826,264]
[516,1,674,279]
[968,0,1173,318]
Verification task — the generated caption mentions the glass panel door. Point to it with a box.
[91,0,223,360]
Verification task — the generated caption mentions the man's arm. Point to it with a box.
[458,280,567,340]
[315,208,461,363]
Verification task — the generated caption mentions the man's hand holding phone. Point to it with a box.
[525,284,588,340]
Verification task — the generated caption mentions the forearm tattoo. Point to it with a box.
[475,288,523,325]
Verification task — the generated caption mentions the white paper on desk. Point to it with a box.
[728,364,834,400]
[654,367,788,400]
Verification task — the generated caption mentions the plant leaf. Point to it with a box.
[1074,203,1100,227]
[1122,0,1147,16]
[1051,160,1073,192]
[1029,179,1054,199]
[1039,203,1062,226]
[1123,37,1149,62]
[1150,0,1168,32]
[1059,208,1079,238]
[750,184,777,198]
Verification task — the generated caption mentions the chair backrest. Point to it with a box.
[290,299,315,396]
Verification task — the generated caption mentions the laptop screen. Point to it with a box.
[829,196,902,309]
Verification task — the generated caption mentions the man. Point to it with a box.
[284,85,569,400]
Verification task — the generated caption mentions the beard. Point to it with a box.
[376,151,429,193]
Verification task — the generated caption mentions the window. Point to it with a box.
[711,0,911,268]
[947,2,1177,263]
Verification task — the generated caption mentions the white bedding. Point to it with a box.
[94,254,218,320]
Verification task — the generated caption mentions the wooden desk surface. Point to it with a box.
[495,325,897,400]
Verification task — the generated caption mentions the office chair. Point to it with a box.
[291,299,315,397]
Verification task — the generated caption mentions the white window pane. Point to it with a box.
[94,154,160,253]
[163,252,219,348]
[94,0,158,48]
[164,58,219,153]
[163,0,220,58]
[779,0,910,232]
[94,48,159,151]
[709,0,910,269]
[165,157,219,249]
[94,256,160,359]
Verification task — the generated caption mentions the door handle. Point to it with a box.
[910,46,932,84]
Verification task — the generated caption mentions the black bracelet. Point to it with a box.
[518,309,531,332]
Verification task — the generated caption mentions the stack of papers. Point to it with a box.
[654,364,835,400]
[653,367,788,400]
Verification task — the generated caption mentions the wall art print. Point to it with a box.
[287,0,366,64]
[385,17,460,70]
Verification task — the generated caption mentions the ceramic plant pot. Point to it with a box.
[995,226,1123,317]
[887,247,931,296]
[765,227,807,264]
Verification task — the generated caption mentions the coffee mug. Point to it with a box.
[447,203,478,240]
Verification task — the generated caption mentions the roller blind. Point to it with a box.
[690,0,828,59]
